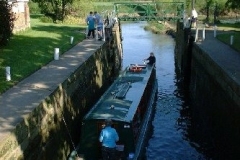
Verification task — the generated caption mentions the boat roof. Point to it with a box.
[84,64,154,123]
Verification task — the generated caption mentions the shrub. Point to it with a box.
[28,1,41,14]
[40,16,54,23]
[0,0,15,47]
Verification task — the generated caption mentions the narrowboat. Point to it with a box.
[69,63,157,160]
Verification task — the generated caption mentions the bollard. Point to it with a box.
[194,28,199,42]
[95,29,98,41]
[202,27,205,40]
[230,35,234,45]
[102,23,105,41]
[70,36,74,44]
[214,25,217,37]
[85,27,88,39]
[6,66,11,81]
[54,48,59,60]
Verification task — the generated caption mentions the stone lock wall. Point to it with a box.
[0,24,122,160]
[174,21,192,80]
[175,21,240,156]
[189,42,240,157]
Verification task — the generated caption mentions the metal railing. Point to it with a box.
[114,2,184,21]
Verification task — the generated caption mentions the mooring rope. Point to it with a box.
[62,115,79,159]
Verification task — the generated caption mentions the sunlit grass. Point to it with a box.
[217,31,240,52]
[0,15,86,94]
[215,22,240,52]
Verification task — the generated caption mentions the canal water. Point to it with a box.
[121,21,207,160]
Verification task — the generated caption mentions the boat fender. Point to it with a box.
[129,66,142,72]
[124,124,130,128]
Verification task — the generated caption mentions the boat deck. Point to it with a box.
[84,64,154,122]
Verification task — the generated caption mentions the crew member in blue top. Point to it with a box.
[144,52,156,65]
[86,11,95,39]
[99,118,119,160]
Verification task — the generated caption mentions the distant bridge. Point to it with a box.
[95,1,185,21]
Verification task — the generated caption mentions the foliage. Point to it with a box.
[32,0,74,22]
[187,0,240,23]
[144,21,166,34]
[63,15,86,25]
[225,0,240,9]
[30,0,95,23]
[93,3,114,15]
[69,0,94,18]
[185,0,191,11]
[40,15,54,23]
[28,1,41,14]
[0,0,15,47]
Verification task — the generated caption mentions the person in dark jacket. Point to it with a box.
[99,119,119,160]
[144,52,156,65]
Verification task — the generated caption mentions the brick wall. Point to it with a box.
[11,1,30,33]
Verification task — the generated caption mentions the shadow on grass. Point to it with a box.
[215,21,240,32]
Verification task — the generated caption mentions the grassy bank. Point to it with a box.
[217,31,240,52]
[0,15,86,94]
[216,23,240,52]
[144,21,177,38]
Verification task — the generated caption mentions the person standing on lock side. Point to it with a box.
[94,11,104,40]
[86,11,95,38]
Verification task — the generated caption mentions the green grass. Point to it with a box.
[0,15,86,94]
[217,31,240,52]
[215,22,240,53]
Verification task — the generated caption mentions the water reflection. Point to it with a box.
[121,21,206,160]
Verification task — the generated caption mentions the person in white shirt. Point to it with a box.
[94,11,104,40]
[191,8,198,28]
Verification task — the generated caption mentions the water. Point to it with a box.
[121,22,207,160]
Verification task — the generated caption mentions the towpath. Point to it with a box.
[0,38,104,143]
[193,27,240,87]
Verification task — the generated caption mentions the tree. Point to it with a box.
[226,0,240,9]
[205,0,213,22]
[32,0,74,22]
[0,0,15,47]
